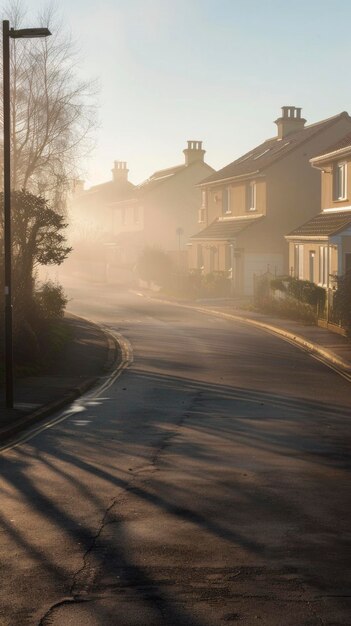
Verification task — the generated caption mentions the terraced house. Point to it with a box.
[286,134,351,287]
[189,107,351,295]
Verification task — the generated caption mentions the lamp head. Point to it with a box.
[10,27,51,39]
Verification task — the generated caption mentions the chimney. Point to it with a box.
[274,106,306,140]
[183,140,206,166]
[112,161,129,182]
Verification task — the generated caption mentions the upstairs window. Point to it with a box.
[333,162,347,201]
[198,207,205,223]
[246,181,256,211]
[201,189,207,207]
[134,206,140,223]
[222,188,231,214]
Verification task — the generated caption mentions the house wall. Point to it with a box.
[141,160,214,253]
[112,200,144,235]
[204,178,266,225]
[288,240,339,285]
[258,116,351,273]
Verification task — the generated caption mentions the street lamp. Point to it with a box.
[2,20,51,409]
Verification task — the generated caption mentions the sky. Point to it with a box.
[11,0,351,187]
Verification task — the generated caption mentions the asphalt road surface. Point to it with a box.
[0,287,350,626]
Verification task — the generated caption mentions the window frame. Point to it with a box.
[319,245,328,286]
[309,250,315,283]
[222,188,231,215]
[198,207,206,223]
[247,181,257,212]
[333,161,347,201]
[294,244,304,279]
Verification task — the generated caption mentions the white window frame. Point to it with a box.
[247,181,256,211]
[201,189,207,207]
[319,245,328,286]
[333,162,347,201]
[198,207,205,223]
[294,244,304,279]
[309,250,315,283]
[222,188,231,214]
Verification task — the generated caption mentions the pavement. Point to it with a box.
[0,314,118,444]
[0,296,350,446]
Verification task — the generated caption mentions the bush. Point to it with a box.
[202,271,231,297]
[286,277,325,308]
[34,281,68,319]
[136,247,174,288]
[259,296,316,324]
[270,278,287,292]
[333,271,351,334]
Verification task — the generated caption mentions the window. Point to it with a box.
[198,207,205,223]
[121,207,126,225]
[225,245,232,272]
[134,206,140,223]
[333,162,347,200]
[294,244,304,279]
[309,251,315,283]
[246,181,256,211]
[197,244,204,270]
[319,246,328,285]
[201,189,207,207]
[222,188,231,214]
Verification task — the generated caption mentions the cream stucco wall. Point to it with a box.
[204,178,266,225]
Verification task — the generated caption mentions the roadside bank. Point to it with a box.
[0,314,120,445]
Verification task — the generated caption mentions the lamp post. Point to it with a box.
[2,20,51,409]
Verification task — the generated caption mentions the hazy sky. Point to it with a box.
[15,0,351,186]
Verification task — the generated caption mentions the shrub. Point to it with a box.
[286,277,326,308]
[270,278,287,292]
[34,281,68,319]
[333,271,351,334]
[136,247,174,288]
[259,296,316,324]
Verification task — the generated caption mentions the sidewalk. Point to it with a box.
[0,314,118,444]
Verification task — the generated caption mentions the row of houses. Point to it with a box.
[71,106,351,294]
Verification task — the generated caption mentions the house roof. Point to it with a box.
[138,164,186,191]
[200,111,351,186]
[75,179,135,206]
[191,214,264,240]
[311,131,351,164]
[286,209,351,238]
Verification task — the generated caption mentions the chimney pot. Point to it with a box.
[112,160,129,181]
[275,106,306,139]
[183,140,206,165]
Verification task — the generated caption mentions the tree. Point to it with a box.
[0,190,71,302]
[0,1,97,209]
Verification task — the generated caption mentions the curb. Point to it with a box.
[0,316,121,445]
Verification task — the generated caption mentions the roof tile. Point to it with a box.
[201,112,350,185]
[287,210,351,237]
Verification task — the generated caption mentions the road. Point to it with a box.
[0,287,350,625]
